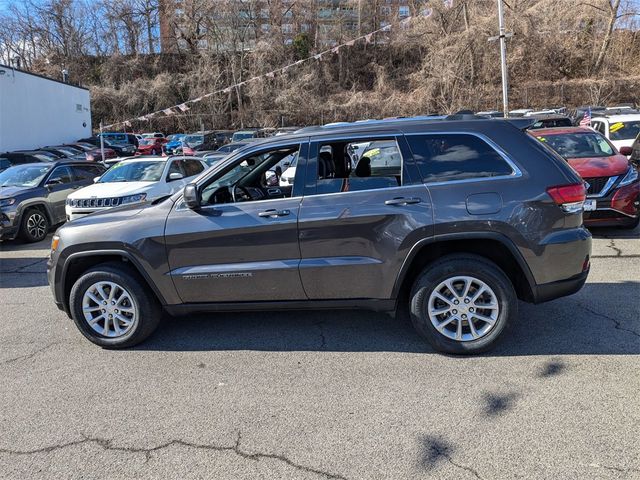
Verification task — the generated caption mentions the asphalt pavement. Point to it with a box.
[1,227,639,479]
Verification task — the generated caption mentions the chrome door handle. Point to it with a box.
[258,209,290,217]
[385,197,421,206]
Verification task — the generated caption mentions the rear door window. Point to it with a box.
[406,133,514,183]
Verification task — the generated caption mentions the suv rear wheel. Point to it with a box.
[69,263,161,348]
[409,255,516,354]
[19,208,49,243]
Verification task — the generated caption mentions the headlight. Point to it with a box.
[120,193,147,205]
[0,198,16,207]
[619,167,639,187]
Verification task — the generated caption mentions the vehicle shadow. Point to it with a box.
[0,257,49,288]
[137,281,640,356]
[589,224,639,239]
[0,234,53,253]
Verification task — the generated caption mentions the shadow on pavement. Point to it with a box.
[589,224,639,239]
[0,258,49,288]
[135,281,640,356]
[0,234,53,253]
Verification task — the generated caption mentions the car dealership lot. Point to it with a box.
[0,229,639,479]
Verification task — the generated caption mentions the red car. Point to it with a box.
[135,138,163,156]
[85,147,117,162]
[533,127,639,229]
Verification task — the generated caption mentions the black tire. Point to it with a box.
[19,208,50,243]
[409,254,517,355]
[69,263,161,348]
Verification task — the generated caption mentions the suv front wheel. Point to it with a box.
[19,208,49,243]
[409,255,516,354]
[69,263,161,348]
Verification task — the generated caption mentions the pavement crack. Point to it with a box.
[1,342,59,365]
[430,444,484,480]
[589,462,640,474]
[0,258,48,274]
[315,321,327,350]
[606,239,623,257]
[0,432,349,480]
[574,302,640,339]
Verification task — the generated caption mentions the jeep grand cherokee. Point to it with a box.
[47,117,591,354]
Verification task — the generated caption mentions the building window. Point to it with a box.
[399,6,410,17]
[380,6,391,15]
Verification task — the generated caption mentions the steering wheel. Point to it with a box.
[231,185,253,202]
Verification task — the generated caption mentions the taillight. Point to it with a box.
[546,183,586,213]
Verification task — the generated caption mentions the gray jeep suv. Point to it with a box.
[47,117,592,354]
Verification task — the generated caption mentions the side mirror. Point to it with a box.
[46,178,63,186]
[168,172,184,182]
[619,146,633,156]
[183,183,200,209]
[93,176,100,183]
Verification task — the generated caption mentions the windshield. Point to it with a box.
[99,161,165,182]
[232,132,256,142]
[185,135,204,146]
[0,164,51,187]
[51,147,80,156]
[139,138,155,146]
[33,151,59,161]
[217,143,245,153]
[536,132,615,158]
[167,134,185,142]
[609,121,640,141]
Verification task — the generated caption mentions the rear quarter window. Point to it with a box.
[406,133,514,183]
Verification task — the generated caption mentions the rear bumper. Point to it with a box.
[532,269,589,304]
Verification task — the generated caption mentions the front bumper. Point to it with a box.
[584,180,639,227]
[0,209,20,240]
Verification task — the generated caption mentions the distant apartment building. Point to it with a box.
[159,0,419,53]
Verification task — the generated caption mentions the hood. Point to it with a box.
[0,185,36,198]
[65,202,147,227]
[68,181,155,199]
[567,154,629,178]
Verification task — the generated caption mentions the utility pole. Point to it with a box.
[99,121,105,162]
[489,0,513,117]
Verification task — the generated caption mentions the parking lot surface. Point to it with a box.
[1,227,639,479]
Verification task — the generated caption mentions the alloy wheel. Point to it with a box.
[26,212,47,239]
[82,281,138,338]
[427,276,500,342]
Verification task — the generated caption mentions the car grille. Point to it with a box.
[584,177,611,196]
[68,197,122,208]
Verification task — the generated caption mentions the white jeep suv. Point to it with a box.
[65,156,207,221]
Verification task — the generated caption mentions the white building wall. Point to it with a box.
[0,65,92,152]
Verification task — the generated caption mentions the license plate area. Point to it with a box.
[584,199,597,211]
